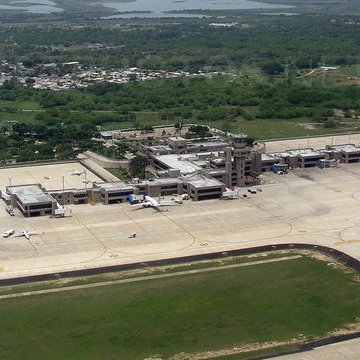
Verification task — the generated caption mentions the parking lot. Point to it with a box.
[1,163,360,279]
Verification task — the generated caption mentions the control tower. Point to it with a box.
[232,134,249,186]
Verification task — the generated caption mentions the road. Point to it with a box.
[269,337,360,360]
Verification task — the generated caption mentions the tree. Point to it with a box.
[324,119,337,128]
[261,61,284,75]
[129,155,149,179]
[25,77,35,87]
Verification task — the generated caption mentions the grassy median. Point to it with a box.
[0,255,359,359]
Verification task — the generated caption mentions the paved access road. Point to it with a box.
[269,337,360,360]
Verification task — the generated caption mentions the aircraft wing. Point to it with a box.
[131,201,152,207]
[15,231,37,237]
[158,202,180,206]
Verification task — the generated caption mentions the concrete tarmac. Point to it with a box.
[1,164,360,279]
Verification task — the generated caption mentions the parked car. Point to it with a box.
[6,206,14,216]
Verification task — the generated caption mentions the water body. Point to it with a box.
[0,0,62,13]
[104,11,212,19]
[260,12,299,16]
[102,0,292,19]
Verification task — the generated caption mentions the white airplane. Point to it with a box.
[15,229,37,240]
[71,170,84,176]
[131,195,179,211]
[2,229,15,238]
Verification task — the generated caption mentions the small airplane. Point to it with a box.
[15,229,37,240]
[71,170,84,176]
[2,229,15,238]
[130,195,180,211]
[128,233,137,238]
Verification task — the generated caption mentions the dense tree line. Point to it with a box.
[0,16,359,71]
[3,76,357,123]
[0,119,99,162]
[0,12,359,164]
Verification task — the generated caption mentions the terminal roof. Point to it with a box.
[138,178,183,185]
[95,182,135,191]
[261,153,279,161]
[330,144,360,153]
[7,185,54,204]
[186,176,223,188]
[155,154,202,175]
[286,148,322,157]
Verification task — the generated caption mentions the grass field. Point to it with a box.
[102,112,359,139]
[0,110,38,124]
[0,100,42,110]
[0,254,359,359]
[339,65,360,77]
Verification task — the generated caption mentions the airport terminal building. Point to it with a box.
[4,130,360,217]
[6,184,57,217]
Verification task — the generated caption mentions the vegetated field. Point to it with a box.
[102,114,355,139]
[0,111,38,125]
[0,254,359,360]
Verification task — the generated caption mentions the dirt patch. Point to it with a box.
[146,318,360,360]
[334,109,344,117]
[328,319,360,337]
[298,123,318,130]
[259,173,277,185]
[167,338,303,360]
[341,79,360,86]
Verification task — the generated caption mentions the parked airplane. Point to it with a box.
[129,195,179,211]
[71,170,84,176]
[2,229,15,238]
[15,229,37,240]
